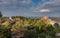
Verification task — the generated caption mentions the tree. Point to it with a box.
[54,23,59,28]
[0,25,12,38]
[0,11,2,18]
[54,23,60,33]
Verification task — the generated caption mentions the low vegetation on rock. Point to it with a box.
[0,12,60,38]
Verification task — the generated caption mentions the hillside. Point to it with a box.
[0,16,60,38]
[49,17,60,22]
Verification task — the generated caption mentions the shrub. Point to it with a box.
[0,25,12,38]
[24,24,56,38]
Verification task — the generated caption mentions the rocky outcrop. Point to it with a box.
[41,16,56,25]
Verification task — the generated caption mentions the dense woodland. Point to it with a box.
[0,12,60,38]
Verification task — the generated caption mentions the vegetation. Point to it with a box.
[0,11,2,18]
[24,24,56,38]
[0,24,11,38]
[0,12,60,38]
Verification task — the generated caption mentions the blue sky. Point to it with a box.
[0,0,60,17]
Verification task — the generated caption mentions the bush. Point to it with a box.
[24,24,56,38]
[0,25,12,38]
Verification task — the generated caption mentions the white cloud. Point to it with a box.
[18,0,32,6]
[39,9,50,12]
[0,0,32,7]
[31,9,50,13]
[30,0,60,13]
[1,0,60,17]
[20,0,31,4]
[40,0,60,9]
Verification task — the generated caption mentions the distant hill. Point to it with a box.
[49,17,60,22]
[29,17,60,22]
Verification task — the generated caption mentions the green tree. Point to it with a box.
[0,11,2,18]
[0,25,12,38]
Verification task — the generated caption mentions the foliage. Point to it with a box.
[54,23,60,33]
[0,25,12,38]
[24,24,56,38]
[0,16,60,38]
[0,11,2,18]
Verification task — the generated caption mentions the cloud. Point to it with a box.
[31,0,60,13]
[39,9,50,12]
[0,0,60,17]
[19,0,31,6]
[25,0,60,17]
[40,0,60,9]
[0,0,32,7]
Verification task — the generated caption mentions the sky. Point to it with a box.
[0,0,60,17]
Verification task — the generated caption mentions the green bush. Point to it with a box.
[24,24,56,38]
[0,25,12,38]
